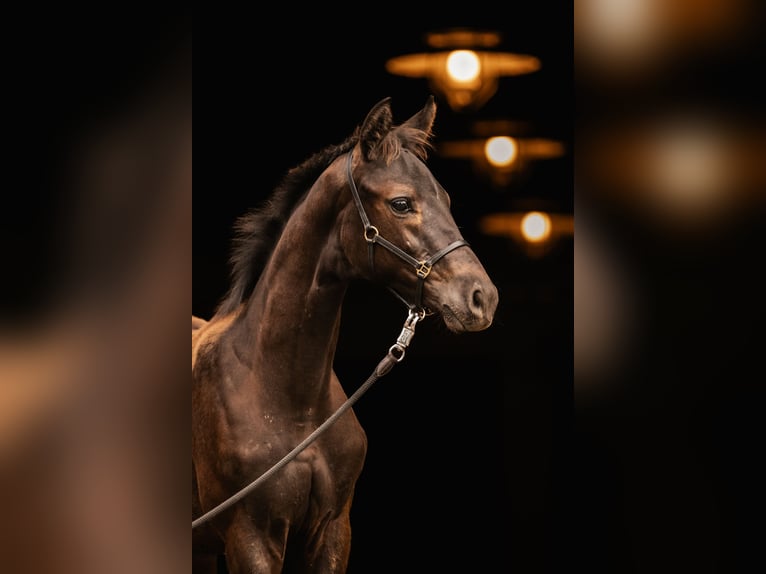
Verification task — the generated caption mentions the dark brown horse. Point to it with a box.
[192,96,498,573]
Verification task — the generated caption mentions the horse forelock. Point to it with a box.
[213,136,357,317]
[375,124,434,165]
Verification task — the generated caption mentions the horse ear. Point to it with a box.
[400,95,437,133]
[358,97,393,160]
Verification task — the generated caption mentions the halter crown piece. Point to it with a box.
[346,151,469,312]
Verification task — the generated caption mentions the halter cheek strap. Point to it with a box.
[346,151,470,310]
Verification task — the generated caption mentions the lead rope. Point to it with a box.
[191,307,425,530]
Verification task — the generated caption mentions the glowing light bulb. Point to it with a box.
[446,50,481,83]
[484,136,518,167]
[521,211,552,243]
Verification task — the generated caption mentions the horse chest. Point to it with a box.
[232,426,367,522]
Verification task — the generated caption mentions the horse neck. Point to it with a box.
[238,169,349,403]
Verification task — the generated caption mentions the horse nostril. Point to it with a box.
[472,288,483,310]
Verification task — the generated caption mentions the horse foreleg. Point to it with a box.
[306,505,353,574]
[223,511,288,574]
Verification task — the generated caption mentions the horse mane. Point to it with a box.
[213,117,433,318]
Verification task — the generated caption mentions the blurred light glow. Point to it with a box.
[386,29,540,111]
[485,136,518,167]
[576,0,750,74]
[426,29,501,49]
[521,211,552,243]
[578,114,754,227]
[440,135,565,187]
[446,50,481,83]
[479,211,572,257]
[479,211,573,240]
[582,0,659,55]
[648,119,730,214]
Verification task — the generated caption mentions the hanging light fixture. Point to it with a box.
[438,119,566,187]
[479,209,574,257]
[385,28,541,112]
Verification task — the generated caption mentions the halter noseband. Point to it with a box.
[346,151,469,312]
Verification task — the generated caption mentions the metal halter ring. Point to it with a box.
[363,225,379,243]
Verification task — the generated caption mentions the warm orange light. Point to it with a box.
[446,50,481,83]
[576,0,746,72]
[478,211,573,256]
[579,0,659,61]
[479,212,573,240]
[484,136,518,167]
[521,211,552,243]
[439,134,565,187]
[648,119,729,214]
[385,29,540,111]
[426,29,502,49]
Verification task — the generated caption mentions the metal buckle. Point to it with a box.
[415,260,432,279]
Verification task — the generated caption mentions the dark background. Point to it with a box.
[193,8,573,573]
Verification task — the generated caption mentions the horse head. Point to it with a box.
[340,96,498,333]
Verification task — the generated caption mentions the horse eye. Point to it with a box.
[390,197,412,213]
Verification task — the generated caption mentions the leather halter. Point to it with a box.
[346,151,469,311]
